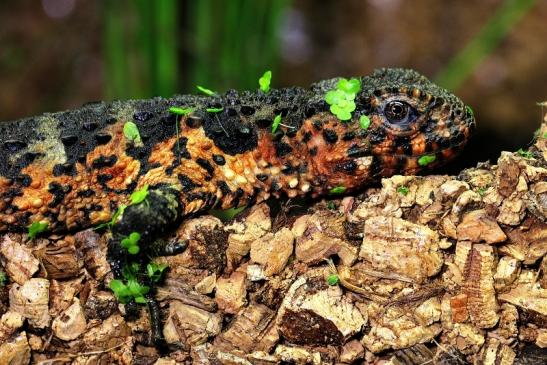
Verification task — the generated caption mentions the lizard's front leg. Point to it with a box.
[107,184,185,347]
[107,184,183,276]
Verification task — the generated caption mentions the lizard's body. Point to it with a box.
[0,68,474,236]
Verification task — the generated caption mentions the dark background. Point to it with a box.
[1,0,546,172]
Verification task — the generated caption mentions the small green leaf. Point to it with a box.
[206,107,224,113]
[169,106,194,116]
[337,78,361,94]
[544,132,547,138]
[359,115,371,130]
[196,85,216,96]
[327,274,339,286]
[465,105,474,117]
[418,154,436,166]
[134,296,147,304]
[123,122,142,144]
[126,280,149,302]
[329,186,347,194]
[397,186,409,196]
[109,279,131,303]
[111,205,126,225]
[122,262,140,280]
[330,105,352,121]
[325,89,345,105]
[147,263,168,282]
[121,232,141,255]
[477,187,487,197]
[0,269,7,286]
[271,114,282,133]
[326,201,336,210]
[129,232,141,242]
[259,70,272,93]
[109,279,126,293]
[28,221,48,239]
[96,204,126,230]
[130,185,149,205]
[516,148,533,158]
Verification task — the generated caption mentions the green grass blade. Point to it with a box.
[435,0,536,91]
[153,0,179,96]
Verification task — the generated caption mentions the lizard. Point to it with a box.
[0,68,475,343]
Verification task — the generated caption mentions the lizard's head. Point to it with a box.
[355,68,475,176]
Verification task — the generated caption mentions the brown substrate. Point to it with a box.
[1,116,547,364]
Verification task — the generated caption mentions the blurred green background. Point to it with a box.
[0,0,545,169]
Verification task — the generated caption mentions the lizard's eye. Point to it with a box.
[384,101,410,124]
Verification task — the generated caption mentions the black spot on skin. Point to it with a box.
[106,117,118,125]
[394,136,412,155]
[196,158,215,176]
[286,128,298,138]
[342,132,355,141]
[281,164,294,174]
[322,129,338,144]
[134,111,154,122]
[3,140,27,152]
[203,115,258,155]
[394,154,407,172]
[187,192,206,202]
[77,189,95,198]
[22,152,43,164]
[217,180,231,195]
[370,155,383,176]
[212,154,226,165]
[171,137,191,160]
[302,131,312,143]
[53,163,76,177]
[227,108,238,117]
[256,174,268,182]
[274,141,293,157]
[15,174,32,187]
[347,145,368,158]
[83,122,99,131]
[92,155,117,169]
[48,182,71,207]
[61,135,78,146]
[272,130,284,141]
[232,188,245,206]
[160,114,177,126]
[335,160,357,173]
[246,186,260,205]
[313,121,323,131]
[178,174,200,192]
[309,146,318,156]
[272,182,282,191]
[240,105,255,116]
[370,129,386,144]
[97,174,114,184]
[5,188,23,199]
[95,133,112,145]
[305,106,316,118]
[256,119,271,129]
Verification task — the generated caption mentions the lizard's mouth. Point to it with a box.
[369,137,472,177]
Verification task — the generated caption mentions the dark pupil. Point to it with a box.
[385,101,408,121]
